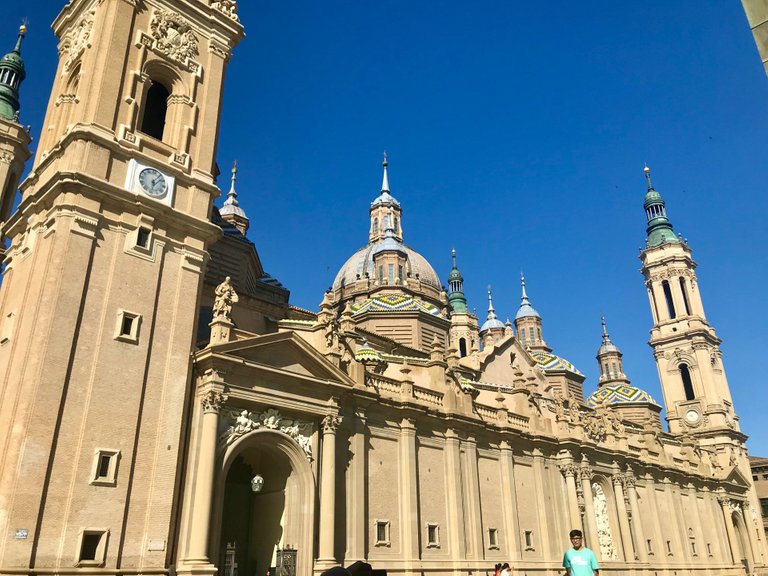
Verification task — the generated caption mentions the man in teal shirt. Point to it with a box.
[562,529,599,576]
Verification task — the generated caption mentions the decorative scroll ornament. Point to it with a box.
[149,9,199,64]
[211,0,239,21]
[322,414,342,433]
[592,482,619,560]
[219,408,314,459]
[63,9,95,73]
[201,389,228,414]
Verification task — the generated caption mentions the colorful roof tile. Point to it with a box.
[586,383,659,407]
[530,351,583,376]
[350,294,444,317]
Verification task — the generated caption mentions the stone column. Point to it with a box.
[718,495,739,564]
[559,463,581,534]
[499,440,522,561]
[531,449,555,558]
[651,280,668,321]
[612,473,634,561]
[399,417,419,570]
[317,414,341,566]
[445,428,467,560]
[742,501,761,568]
[464,434,485,559]
[624,473,647,562]
[579,463,600,559]
[186,387,228,564]
[346,410,367,562]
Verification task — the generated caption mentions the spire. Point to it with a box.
[642,165,679,248]
[381,152,389,192]
[447,248,468,313]
[515,272,540,320]
[480,285,504,332]
[598,315,619,355]
[219,160,250,235]
[0,23,28,121]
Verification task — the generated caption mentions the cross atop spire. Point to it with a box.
[487,286,498,320]
[515,272,541,320]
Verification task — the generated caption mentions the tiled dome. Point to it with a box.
[586,383,659,407]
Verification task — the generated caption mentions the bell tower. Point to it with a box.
[639,166,740,445]
[0,24,32,261]
[0,1,242,574]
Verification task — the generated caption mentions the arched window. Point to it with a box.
[662,280,676,319]
[679,363,695,400]
[459,338,467,358]
[679,277,691,315]
[140,81,170,141]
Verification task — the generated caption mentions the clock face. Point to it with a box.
[138,167,168,198]
[685,409,700,423]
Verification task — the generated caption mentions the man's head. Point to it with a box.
[568,529,584,549]
[501,563,510,570]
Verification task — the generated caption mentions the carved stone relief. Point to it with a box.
[63,9,95,73]
[149,9,199,65]
[219,407,314,460]
[592,482,618,560]
[212,0,239,21]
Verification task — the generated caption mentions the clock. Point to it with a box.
[138,167,169,198]
[125,159,176,206]
[685,409,700,424]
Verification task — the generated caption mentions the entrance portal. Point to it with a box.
[215,431,315,576]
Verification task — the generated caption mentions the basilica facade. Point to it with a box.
[0,2,766,576]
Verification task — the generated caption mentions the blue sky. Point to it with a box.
[5,2,768,452]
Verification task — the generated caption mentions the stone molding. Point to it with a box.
[219,407,314,460]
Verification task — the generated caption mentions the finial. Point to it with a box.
[601,315,608,336]
[487,285,498,317]
[451,248,457,268]
[520,272,529,301]
[15,21,27,52]
[644,163,653,190]
[225,159,239,204]
[381,151,390,192]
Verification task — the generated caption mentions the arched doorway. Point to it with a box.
[732,511,753,574]
[212,430,316,576]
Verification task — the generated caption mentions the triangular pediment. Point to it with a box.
[722,465,751,489]
[476,337,547,387]
[213,331,355,385]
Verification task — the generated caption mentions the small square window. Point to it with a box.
[91,449,120,486]
[426,523,440,548]
[114,310,141,343]
[524,530,534,551]
[374,520,390,547]
[76,530,108,566]
[488,528,499,550]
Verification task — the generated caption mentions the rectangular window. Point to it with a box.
[374,520,390,547]
[387,264,394,285]
[115,310,141,343]
[524,530,534,550]
[706,543,713,557]
[666,540,673,556]
[426,523,440,548]
[91,449,120,486]
[760,498,768,518]
[646,539,653,555]
[136,227,151,248]
[488,528,499,550]
[529,327,535,342]
[76,530,108,566]
[378,266,383,283]
[398,265,404,282]
[690,540,697,556]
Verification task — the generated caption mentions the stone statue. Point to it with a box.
[213,276,238,320]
